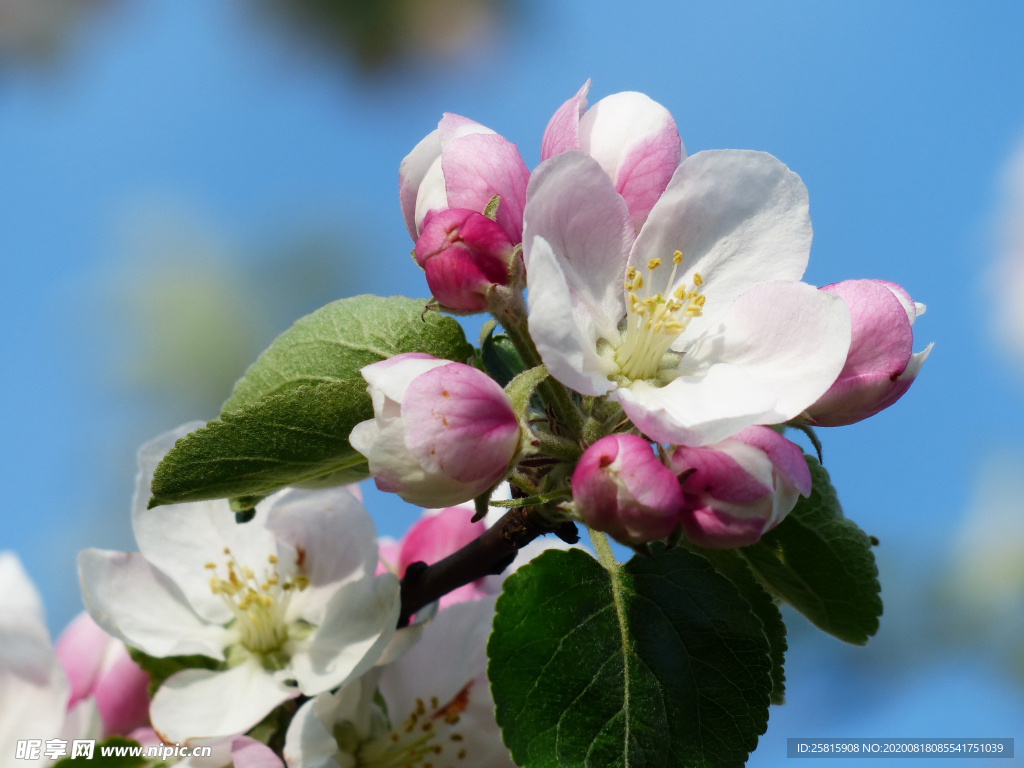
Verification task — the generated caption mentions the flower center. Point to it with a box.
[615,250,705,381]
[356,684,473,768]
[206,549,308,654]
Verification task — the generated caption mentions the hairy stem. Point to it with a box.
[397,507,579,627]
[493,292,583,440]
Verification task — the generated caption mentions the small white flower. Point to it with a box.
[0,552,100,768]
[283,598,513,768]
[78,423,401,745]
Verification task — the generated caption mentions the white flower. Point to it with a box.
[0,552,100,768]
[78,423,401,745]
[523,149,852,445]
[283,597,512,768]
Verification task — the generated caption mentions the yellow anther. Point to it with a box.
[223,547,231,555]
[626,266,636,279]
[673,250,683,264]
[293,575,310,591]
[205,562,216,569]
[647,258,661,270]
[242,567,254,579]
[268,554,278,564]
[634,274,643,290]
[693,272,703,287]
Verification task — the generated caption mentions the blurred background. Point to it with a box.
[2,0,1023,764]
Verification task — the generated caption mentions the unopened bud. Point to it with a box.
[414,209,517,312]
[571,434,683,545]
[669,427,811,548]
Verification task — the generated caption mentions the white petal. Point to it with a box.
[399,129,441,240]
[265,487,379,625]
[150,659,295,744]
[132,423,237,624]
[288,574,400,696]
[0,663,68,768]
[60,697,102,743]
[526,237,618,396]
[78,549,231,660]
[0,551,45,623]
[282,695,344,768]
[617,282,851,445]
[632,150,812,340]
[523,151,633,340]
[413,155,448,235]
[361,355,449,411]
[378,598,514,767]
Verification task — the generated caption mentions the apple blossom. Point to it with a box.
[349,353,521,507]
[1,553,101,768]
[413,208,518,312]
[283,597,513,768]
[78,423,401,745]
[802,279,933,427]
[669,426,811,548]
[55,612,150,738]
[400,113,529,244]
[571,433,684,545]
[542,80,683,230]
[522,148,852,446]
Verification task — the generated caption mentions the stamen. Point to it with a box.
[616,251,705,381]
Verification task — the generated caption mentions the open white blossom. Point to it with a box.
[283,597,512,768]
[78,424,401,745]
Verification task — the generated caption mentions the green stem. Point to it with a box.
[490,488,572,508]
[588,527,619,572]
[495,293,583,440]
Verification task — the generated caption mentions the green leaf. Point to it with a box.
[149,381,371,507]
[479,322,525,387]
[740,455,882,645]
[488,546,772,768]
[686,545,788,705]
[127,646,222,697]
[222,294,472,412]
[149,295,472,506]
[53,738,146,767]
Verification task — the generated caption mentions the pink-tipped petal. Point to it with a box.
[442,133,530,243]
[400,130,442,240]
[92,650,151,737]
[732,426,812,497]
[541,80,590,160]
[579,91,682,229]
[401,364,520,486]
[681,506,767,549]
[806,280,929,427]
[55,612,111,708]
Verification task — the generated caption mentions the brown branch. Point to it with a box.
[397,507,578,627]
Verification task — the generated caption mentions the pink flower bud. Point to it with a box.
[804,279,933,427]
[669,427,811,548]
[541,80,683,230]
[55,612,151,737]
[350,353,521,508]
[571,434,684,545]
[400,113,529,244]
[413,208,517,312]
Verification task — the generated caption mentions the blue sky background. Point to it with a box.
[2,1,1024,764]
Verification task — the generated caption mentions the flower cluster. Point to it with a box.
[3,80,929,768]
[380,79,931,548]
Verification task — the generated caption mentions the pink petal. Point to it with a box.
[442,133,530,243]
[92,650,151,737]
[541,80,590,160]
[672,445,773,505]
[398,507,488,607]
[55,611,111,708]
[732,426,812,497]
[614,120,683,229]
[231,736,285,768]
[681,506,767,549]
[401,363,520,485]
